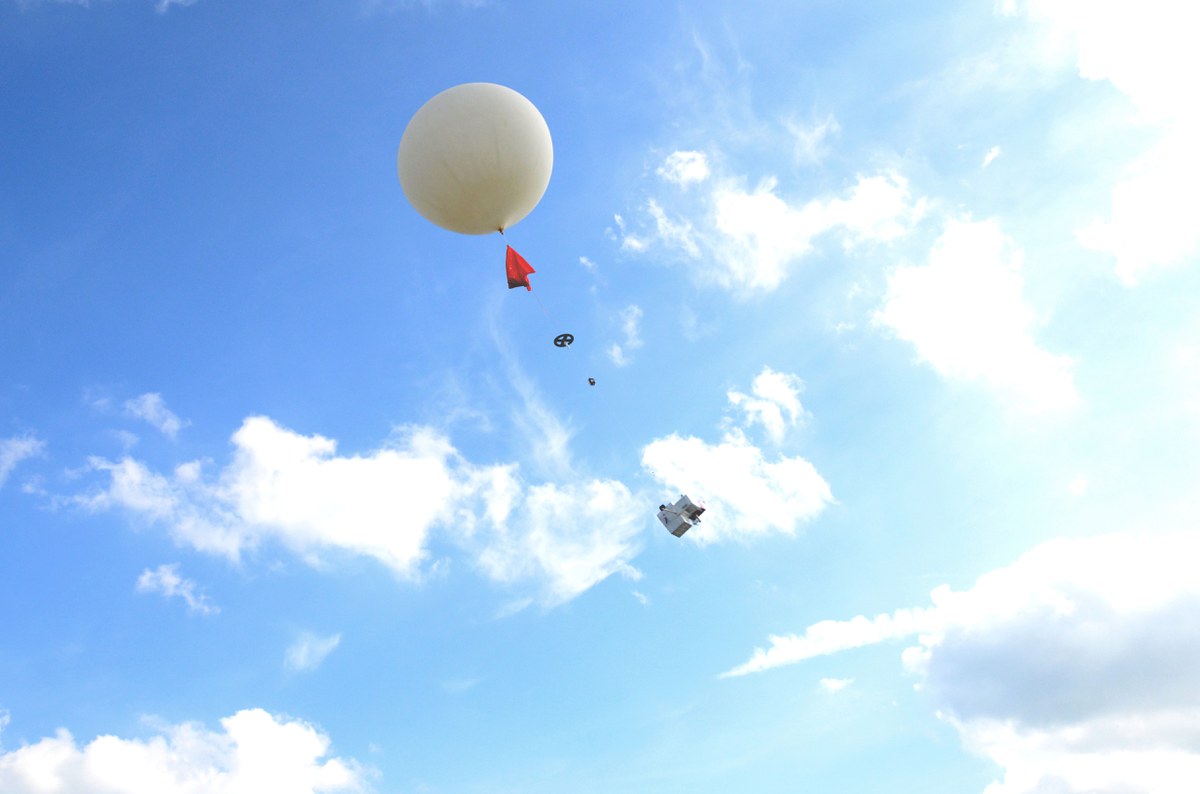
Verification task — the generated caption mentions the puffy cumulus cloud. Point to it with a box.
[0,434,44,488]
[712,172,920,287]
[621,157,924,294]
[123,393,188,439]
[1006,0,1200,283]
[285,632,342,674]
[656,150,711,187]
[136,564,218,615]
[82,417,459,571]
[722,169,921,283]
[726,367,808,444]
[81,416,640,606]
[726,530,1200,794]
[1076,130,1200,285]
[642,367,831,544]
[0,708,367,793]
[874,218,1077,413]
[1005,0,1197,128]
[473,479,643,607]
[642,431,830,544]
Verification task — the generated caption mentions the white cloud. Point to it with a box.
[83,418,459,571]
[607,305,644,367]
[82,415,641,606]
[819,677,853,693]
[644,199,701,258]
[440,677,481,695]
[0,708,367,793]
[657,150,711,187]
[618,305,643,348]
[473,479,643,607]
[642,368,831,544]
[874,218,1077,413]
[285,632,342,674]
[642,430,831,545]
[361,0,491,12]
[625,160,923,294]
[0,435,43,488]
[155,0,198,12]
[1007,0,1200,284]
[123,393,187,439]
[721,607,932,677]
[13,0,89,8]
[501,367,576,476]
[727,530,1200,793]
[711,171,922,292]
[726,367,808,444]
[982,146,1002,168]
[614,211,650,253]
[136,564,218,615]
[1168,338,1200,431]
[786,114,840,165]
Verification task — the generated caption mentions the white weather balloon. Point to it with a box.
[398,83,553,235]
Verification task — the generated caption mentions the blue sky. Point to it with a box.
[2,1,1199,792]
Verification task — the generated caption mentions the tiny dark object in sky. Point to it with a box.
[588,377,596,386]
[554,333,574,348]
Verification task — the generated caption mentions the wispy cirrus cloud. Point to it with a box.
[0,434,44,489]
[155,0,198,13]
[786,114,840,166]
[722,607,931,678]
[606,304,644,367]
[123,393,188,439]
[819,677,853,693]
[285,632,342,674]
[473,478,642,606]
[136,563,218,615]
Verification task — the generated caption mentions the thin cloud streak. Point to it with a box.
[136,564,219,615]
[285,632,342,674]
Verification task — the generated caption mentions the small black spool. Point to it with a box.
[553,333,575,348]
